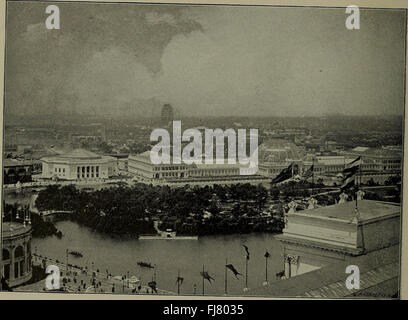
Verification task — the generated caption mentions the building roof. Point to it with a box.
[59,148,102,160]
[130,150,184,165]
[245,245,399,298]
[346,147,402,158]
[2,222,32,238]
[353,146,370,152]
[3,159,33,167]
[41,148,117,164]
[294,200,400,223]
[316,156,346,166]
[193,162,245,170]
[132,150,151,160]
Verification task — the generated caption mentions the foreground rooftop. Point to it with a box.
[294,199,400,223]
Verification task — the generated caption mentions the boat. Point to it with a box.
[137,261,154,269]
[68,250,83,258]
[139,226,198,240]
[138,235,198,240]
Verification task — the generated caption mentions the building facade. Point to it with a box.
[128,151,191,180]
[3,159,33,184]
[128,151,253,181]
[1,222,33,288]
[258,147,401,185]
[275,199,400,278]
[40,148,118,181]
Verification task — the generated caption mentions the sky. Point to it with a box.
[4,2,406,119]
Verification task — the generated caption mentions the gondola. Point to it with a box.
[68,250,83,258]
[137,261,154,269]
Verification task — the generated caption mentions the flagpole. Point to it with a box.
[245,256,248,290]
[359,156,362,187]
[291,162,294,194]
[312,158,315,195]
[177,269,180,295]
[202,264,205,296]
[225,259,228,295]
[265,255,268,283]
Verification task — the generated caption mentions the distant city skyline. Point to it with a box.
[4,3,406,120]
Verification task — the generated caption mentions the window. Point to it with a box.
[20,260,25,277]
[15,246,24,258]
[15,262,19,278]
[3,263,10,280]
[2,249,10,260]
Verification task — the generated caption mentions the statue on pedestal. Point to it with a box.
[338,192,348,204]
[356,189,365,201]
[287,201,297,213]
[307,197,318,210]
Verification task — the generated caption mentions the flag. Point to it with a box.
[242,245,250,260]
[346,156,361,169]
[341,157,361,190]
[176,276,184,285]
[200,271,215,284]
[226,264,242,279]
[341,168,358,190]
[302,164,314,180]
[271,163,293,184]
[264,251,271,259]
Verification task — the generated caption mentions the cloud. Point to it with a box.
[64,7,405,118]
[153,7,405,117]
[6,5,405,118]
[67,48,158,115]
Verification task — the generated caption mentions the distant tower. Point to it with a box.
[161,104,174,126]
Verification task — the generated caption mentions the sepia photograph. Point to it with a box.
[0,0,405,299]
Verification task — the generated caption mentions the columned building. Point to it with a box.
[40,148,118,180]
[259,152,401,185]
[1,222,33,288]
[128,151,253,181]
[128,151,190,180]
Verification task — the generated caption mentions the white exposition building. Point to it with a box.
[41,148,118,180]
[258,149,401,185]
[128,151,251,181]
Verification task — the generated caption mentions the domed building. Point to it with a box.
[1,222,33,288]
[40,148,118,181]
